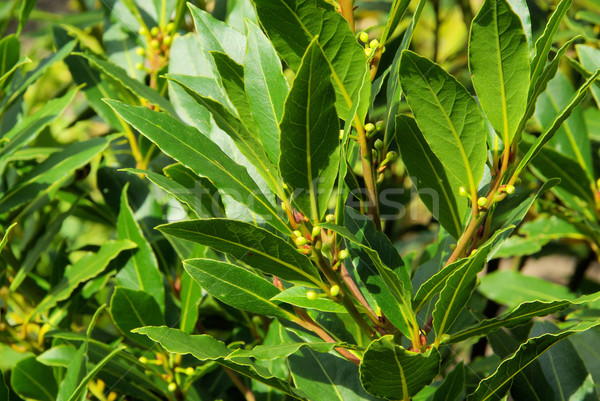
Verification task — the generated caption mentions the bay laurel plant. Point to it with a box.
[2,0,600,400]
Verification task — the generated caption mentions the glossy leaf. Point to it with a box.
[396,115,466,239]
[271,286,347,313]
[432,362,465,401]
[449,292,600,343]
[467,321,599,401]
[29,240,137,321]
[478,270,574,308]
[184,258,294,319]
[134,326,308,399]
[244,19,288,164]
[0,136,112,214]
[279,39,340,221]
[11,356,57,401]
[400,50,487,199]
[514,68,600,177]
[0,35,19,92]
[252,0,369,121]
[105,100,289,233]
[158,219,323,288]
[179,268,203,333]
[577,44,600,108]
[535,71,593,179]
[56,345,87,401]
[469,0,529,143]
[360,336,441,400]
[116,186,165,312]
[227,341,338,361]
[0,88,78,173]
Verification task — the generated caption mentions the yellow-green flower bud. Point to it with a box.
[135,47,145,56]
[166,22,176,32]
[163,35,172,46]
[338,249,349,260]
[386,151,397,162]
[325,214,335,223]
[339,129,344,140]
[138,356,148,364]
[185,367,195,376]
[477,197,488,207]
[312,226,321,238]
[505,184,515,194]
[374,139,383,151]
[306,290,318,300]
[364,47,373,57]
[365,123,375,132]
[375,120,385,131]
[135,62,145,70]
[167,382,177,392]
[369,39,379,49]
[458,186,468,197]
[330,285,340,297]
[138,26,148,36]
[151,26,160,36]
[150,39,160,49]
[295,236,308,246]
[293,230,302,238]
[359,31,369,43]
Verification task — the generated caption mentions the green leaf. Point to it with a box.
[0,222,16,254]
[244,19,289,165]
[320,221,417,339]
[395,115,466,239]
[134,326,308,400]
[399,50,487,199]
[432,362,465,401]
[65,346,125,401]
[535,71,593,180]
[56,345,87,401]
[252,0,369,121]
[279,39,340,221]
[513,68,600,177]
[478,270,574,309]
[0,136,112,214]
[158,219,322,288]
[577,44,600,108]
[449,292,600,343]
[467,321,600,401]
[529,0,572,92]
[432,228,512,342]
[360,336,441,400]
[37,345,78,368]
[166,74,281,195]
[0,34,19,91]
[184,258,294,319]
[109,287,165,348]
[18,0,37,34]
[179,268,203,333]
[105,100,289,234]
[0,88,77,172]
[11,356,57,401]
[469,0,530,144]
[75,52,174,115]
[103,22,144,81]
[28,240,136,321]
[271,286,347,313]
[227,341,338,361]
[116,185,165,312]
[188,3,246,65]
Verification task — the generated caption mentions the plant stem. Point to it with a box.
[355,118,382,230]
[223,368,256,401]
[339,0,355,32]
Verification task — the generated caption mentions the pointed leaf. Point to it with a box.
[116,186,165,312]
[271,286,347,313]
[56,345,87,401]
[400,50,487,198]
[279,39,340,221]
[469,0,530,143]
[244,19,288,164]
[360,335,441,400]
[184,258,294,319]
[105,100,289,234]
[11,356,57,401]
[179,268,203,333]
[158,219,322,288]
[467,321,600,401]
[396,115,466,239]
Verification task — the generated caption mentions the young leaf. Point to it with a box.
[469,0,530,144]
[116,185,165,312]
[396,115,466,239]
[184,258,294,319]
[399,50,487,199]
[251,0,369,121]
[109,287,165,348]
[450,292,600,343]
[529,0,572,90]
[360,336,441,400]
[467,321,600,401]
[158,219,323,289]
[134,326,308,400]
[105,100,289,234]
[244,19,289,165]
[279,39,340,221]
